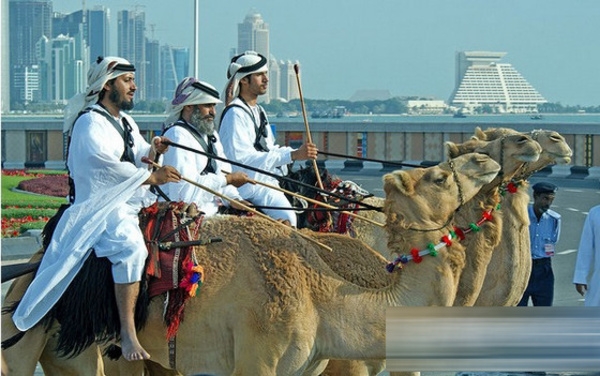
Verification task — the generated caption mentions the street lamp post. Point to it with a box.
[194,0,199,76]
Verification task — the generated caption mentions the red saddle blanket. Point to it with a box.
[138,201,205,339]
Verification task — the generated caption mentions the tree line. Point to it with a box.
[8,98,600,115]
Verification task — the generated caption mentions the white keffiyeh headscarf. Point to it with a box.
[63,56,135,134]
[164,77,222,125]
[221,51,268,102]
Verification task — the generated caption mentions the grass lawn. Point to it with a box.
[1,175,65,208]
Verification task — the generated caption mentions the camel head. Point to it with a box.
[529,129,573,165]
[473,127,572,173]
[383,153,500,230]
[446,132,542,181]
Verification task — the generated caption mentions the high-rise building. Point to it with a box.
[160,45,189,101]
[279,60,300,101]
[118,9,147,100]
[268,55,280,101]
[238,10,271,102]
[52,7,109,63]
[238,10,269,59]
[86,6,110,61]
[13,65,41,103]
[145,39,161,101]
[2,0,11,112]
[9,0,53,106]
[449,51,547,113]
[38,32,88,103]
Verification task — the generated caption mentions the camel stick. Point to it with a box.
[142,158,332,252]
[222,170,385,228]
[294,63,325,192]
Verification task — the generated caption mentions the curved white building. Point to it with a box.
[449,51,547,113]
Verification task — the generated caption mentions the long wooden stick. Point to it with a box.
[143,158,332,251]
[223,170,385,228]
[294,64,325,192]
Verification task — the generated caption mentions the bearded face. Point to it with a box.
[189,106,215,135]
[109,84,135,111]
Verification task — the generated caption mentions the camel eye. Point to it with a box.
[434,175,447,185]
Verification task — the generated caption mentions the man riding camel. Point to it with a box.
[161,76,252,215]
[12,56,181,361]
[218,50,318,227]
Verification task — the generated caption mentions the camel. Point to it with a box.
[446,132,542,307]
[2,153,500,376]
[471,127,572,307]
[1,250,107,376]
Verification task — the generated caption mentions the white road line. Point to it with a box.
[558,249,578,255]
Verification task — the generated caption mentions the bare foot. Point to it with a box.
[120,333,151,361]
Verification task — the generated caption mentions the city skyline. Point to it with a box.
[22,0,600,106]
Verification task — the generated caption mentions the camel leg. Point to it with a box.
[114,281,150,361]
[2,252,49,375]
[39,334,105,376]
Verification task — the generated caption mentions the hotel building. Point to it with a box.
[449,51,547,113]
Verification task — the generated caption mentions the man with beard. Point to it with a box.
[219,51,318,227]
[162,77,252,216]
[12,56,181,361]
[518,182,561,307]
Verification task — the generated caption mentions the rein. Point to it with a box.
[318,150,426,169]
[163,140,383,212]
[403,158,465,232]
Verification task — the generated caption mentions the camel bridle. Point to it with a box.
[403,158,465,233]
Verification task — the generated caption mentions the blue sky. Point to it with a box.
[54,0,600,106]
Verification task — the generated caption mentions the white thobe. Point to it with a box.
[161,123,242,217]
[13,105,154,331]
[219,98,297,225]
[573,205,600,306]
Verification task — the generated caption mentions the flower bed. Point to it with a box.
[17,174,69,197]
[1,169,67,238]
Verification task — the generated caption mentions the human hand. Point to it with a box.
[152,136,170,154]
[575,283,587,297]
[291,142,318,161]
[225,171,253,187]
[145,165,181,185]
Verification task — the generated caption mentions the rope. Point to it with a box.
[318,150,427,169]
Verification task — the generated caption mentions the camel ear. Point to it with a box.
[383,170,415,196]
[473,127,487,140]
[445,141,459,159]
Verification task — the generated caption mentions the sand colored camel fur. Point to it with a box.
[472,127,572,307]
[1,250,106,376]
[447,133,542,307]
[1,153,500,375]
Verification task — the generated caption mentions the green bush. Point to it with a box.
[19,220,48,233]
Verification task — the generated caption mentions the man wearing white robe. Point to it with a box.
[573,204,600,306]
[12,56,181,361]
[162,77,251,216]
[219,51,318,227]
